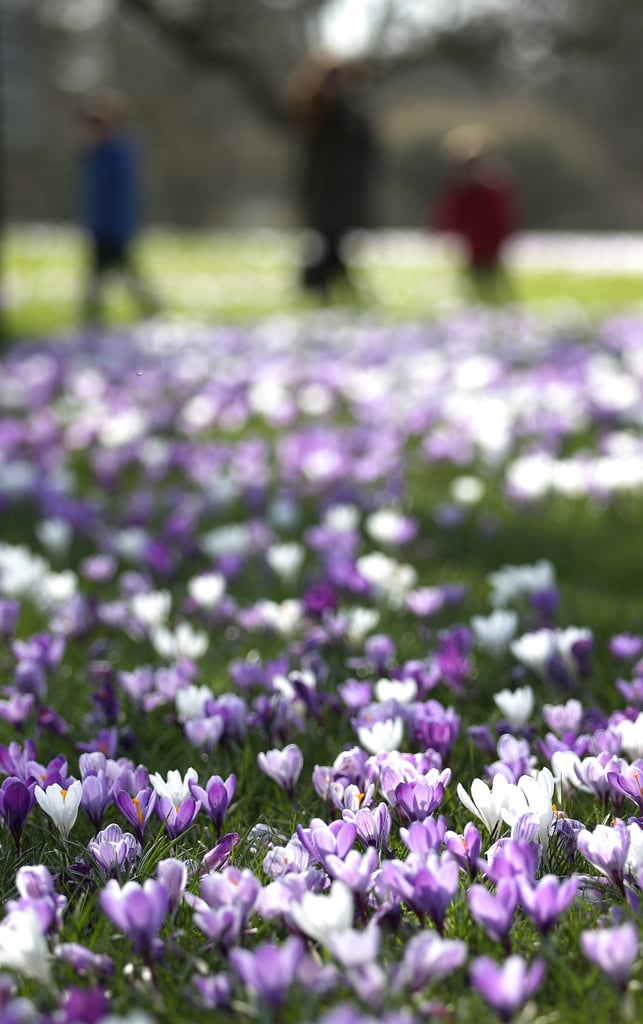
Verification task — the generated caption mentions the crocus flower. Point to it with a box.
[1,777,34,853]
[493,685,534,729]
[113,787,157,844]
[34,780,82,839]
[468,878,518,946]
[457,773,511,833]
[357,716,404,755]
[394,931,467,993]
[156,857,187,912]
[100,878,169,955]
[517,874,578,935]
[88,824,141,876]
[576,821,630,892]
[157,795,201,839]
[580,922,639,991]
[230,936,305,1008]
[257,744,303,799]
[189,773,236,836]
[470,955,545,1022]
[289,880,354,947]
[0,906,51,984]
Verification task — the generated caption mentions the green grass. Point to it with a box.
[3,225,643,340]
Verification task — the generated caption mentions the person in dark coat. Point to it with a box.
[80,88,158,326]
[431,125,518,303]
[289,56,377,298]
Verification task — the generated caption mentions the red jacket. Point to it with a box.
[433,168,517,266]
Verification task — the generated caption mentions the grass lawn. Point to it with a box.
[3,225,643,339]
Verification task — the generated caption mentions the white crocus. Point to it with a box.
[0,906,51,983]
[150,621,208,660]
[488,559,555,607]
[626,822,643,877]
[617,712,643,759]
[130,590,172,629]
[149,767,198,805]
[456,774,511,833]
[343,607,380,644]
[374,677,417,705]
[471,609,518,655]
[493,685,534,728]
[365,509,410,546]
[551,750,584,803]
[34,780,82,839]
[323,504,360,533]
[510,629,558,678]
[357,716,404,755]
[356,552,418,608]
[256,599,302,636]
[38,570,78,609]
[501,768,555,845]
[187,572,226,610]
[289,880,354,947]
[266,542,304,583]
[557,626,593,673]
[36,518,72,558]
[175,684,213,722]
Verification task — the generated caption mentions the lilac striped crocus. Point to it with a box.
[100,878,169,956]
[189,773,236,837]
[257,744,303,800]
[468,878,518,946]
[576,821,630,893]
[580,922,639,991]
[517,874,579,935]
[229,936,305,1008]
[471,955,545,1022]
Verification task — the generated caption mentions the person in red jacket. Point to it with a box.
[432,125,518,303]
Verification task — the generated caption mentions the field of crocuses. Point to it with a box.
[2,291,643,1024]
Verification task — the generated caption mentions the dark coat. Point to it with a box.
[300,96,376,237]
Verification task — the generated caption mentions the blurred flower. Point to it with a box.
[580,922,639,991]
[470,955,545,1021]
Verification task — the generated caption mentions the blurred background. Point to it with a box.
[3,0,643,232]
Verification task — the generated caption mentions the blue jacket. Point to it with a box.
[82,133,141,244]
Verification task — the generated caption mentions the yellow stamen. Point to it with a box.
[60,788,68,802]
[132,797,144,826]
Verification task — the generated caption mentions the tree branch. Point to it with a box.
[121,0,290,129]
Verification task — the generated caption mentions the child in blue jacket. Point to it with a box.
[81,89,158,326]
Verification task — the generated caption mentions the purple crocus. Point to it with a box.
[468,878,518,947]
[470,955,545,1022]
[445,822,481,879]
[257,744,303,799]
[580,922,639,991]
[157,795,201,839]
[80,773,113,829]
[189,772,236,837]
[380,852,459,934]
[394,931,468,993]
[393,779,445,822]
[58,986,110,1024]
[113,786,157,844]
[229,936,305,1008]
[88,823,141,876]
[99,878,169,956]
[0,778,35,854]
[576,821,630,893]
[517,874,579,935]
